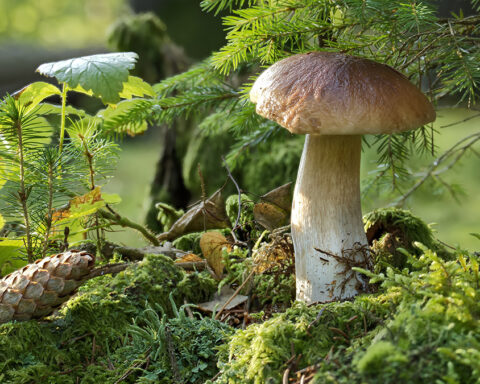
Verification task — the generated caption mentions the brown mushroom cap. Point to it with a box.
[250,52,436,135]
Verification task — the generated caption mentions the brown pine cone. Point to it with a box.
[0,250,95,324]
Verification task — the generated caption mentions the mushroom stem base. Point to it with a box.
[292,134,368,303]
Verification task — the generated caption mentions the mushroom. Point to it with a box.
[250,52,435,303]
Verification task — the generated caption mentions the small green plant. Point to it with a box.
[0,52,155,264]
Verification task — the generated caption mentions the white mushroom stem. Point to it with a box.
[291,134,368,303]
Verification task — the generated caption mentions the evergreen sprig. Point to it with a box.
[92,1,479,204]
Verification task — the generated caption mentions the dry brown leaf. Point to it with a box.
[174,253,203,263]
[199,231,230,279]
[253,202,289,231]
[157,189,230,242]
[253,183,292,230]
[260,182,292,212]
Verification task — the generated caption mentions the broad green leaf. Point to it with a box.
[36,103,87,117]
[103,193,122,204]
[14,82,61,113]
[36,52,138,104]
[69,84,94,97]
[118,76,155,99]
[0,213,4,231]
[470,233,480,241]
[0,239,28,275]
[98,99,148,136]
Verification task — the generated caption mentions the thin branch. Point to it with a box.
[99,206,160,246]
[394,132,480,206]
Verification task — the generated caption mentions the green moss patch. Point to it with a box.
[0,254,218,383]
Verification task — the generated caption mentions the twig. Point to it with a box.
[99,206,160,246]
[86,263,130,279]
[215,268,255,320]
[221,156,247,246]
[209,370,223,382]
[174,260,208,271]
[393,132,480,207]
[440,112,480,129]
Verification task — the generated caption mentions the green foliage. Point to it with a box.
[37,52,139,104]
[225,193,254,228]
[215,297,390,384]
[111,302,233,383]
[214,246,480,384]
[101,0,480,206]
[0,254,218,383]
[0,52,153,260]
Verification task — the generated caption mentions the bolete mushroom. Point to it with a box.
[250,52,435,303]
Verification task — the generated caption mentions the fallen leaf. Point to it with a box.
[175,253,203,263]
[199,232,230,279]
[253,202,289,231]
[260,182,292,212]
[196,285,248,313]
[158,189,230,242]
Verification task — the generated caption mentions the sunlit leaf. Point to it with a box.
[175,253,203,263]
[52,188,120,225]
[69,84,94,97]
[200,231,230,279]
[36,103,87,117]
[14,82,61,113]
[36,52,138,104]
[118,76,155,99]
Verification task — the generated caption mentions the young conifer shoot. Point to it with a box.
[250,52,435,303]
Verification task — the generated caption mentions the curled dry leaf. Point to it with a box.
[199,231,231,279]
[253,182,292,230]
[260,182,293,212]
[253,203,288,231]
[157,189,230,242]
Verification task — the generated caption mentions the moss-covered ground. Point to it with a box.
[1,208,479,383]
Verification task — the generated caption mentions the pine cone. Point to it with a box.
[0,250,95,324]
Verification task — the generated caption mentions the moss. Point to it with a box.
[110,305,233,383]
[0,254,217,383]
[215,295,392,384]
[363,208,450,272]
[225,194,255,228]
[173,231,204,254]
[214,246,480,384]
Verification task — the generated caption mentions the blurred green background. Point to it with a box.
[0,0,478,250]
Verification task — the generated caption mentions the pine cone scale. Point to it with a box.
[0,250,95,324]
